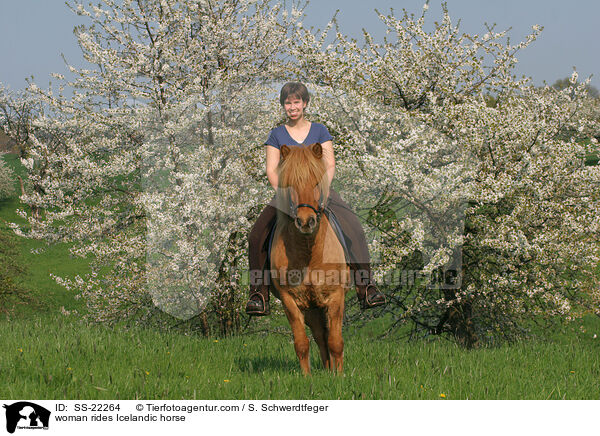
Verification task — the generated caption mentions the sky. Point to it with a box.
[1,0,599,92]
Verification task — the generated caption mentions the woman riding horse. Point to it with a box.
[246,82,386,316]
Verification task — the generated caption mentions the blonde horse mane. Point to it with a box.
[275,144,330,215]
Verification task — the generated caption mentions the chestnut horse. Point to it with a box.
[270,143,350,375]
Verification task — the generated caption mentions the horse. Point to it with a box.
[269,143,350,375]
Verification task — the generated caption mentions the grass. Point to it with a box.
[1,151,600,400]
[1,313,599,400]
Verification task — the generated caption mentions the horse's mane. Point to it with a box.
[276,145,330,215]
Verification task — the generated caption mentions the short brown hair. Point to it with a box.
[279,82,310,106]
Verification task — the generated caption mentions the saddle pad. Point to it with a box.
[265,207,351,266]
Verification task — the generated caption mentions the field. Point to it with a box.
[1,313,600,400]
[1,152,599,400]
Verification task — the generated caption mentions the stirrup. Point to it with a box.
[360,284,386,310]
[245,291,270,316]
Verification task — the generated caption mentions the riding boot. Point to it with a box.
[245,257,271,316]
[246,202,276,317]
[350,262,387,310]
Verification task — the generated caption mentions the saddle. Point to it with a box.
[264,206,352,267]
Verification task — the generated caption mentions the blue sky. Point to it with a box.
[1,0,599,91]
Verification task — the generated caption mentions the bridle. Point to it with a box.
[288,188,325,222]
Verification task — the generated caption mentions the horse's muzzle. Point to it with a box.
[295,215,318,234]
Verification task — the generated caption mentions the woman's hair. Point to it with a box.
[279,82,310,106]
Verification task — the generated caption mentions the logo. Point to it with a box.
[3,402,50,434]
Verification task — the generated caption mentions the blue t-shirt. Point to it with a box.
[264,122,333,149]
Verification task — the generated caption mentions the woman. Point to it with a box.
[246,82,386,316]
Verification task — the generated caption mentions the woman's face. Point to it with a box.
[283,95,307,121]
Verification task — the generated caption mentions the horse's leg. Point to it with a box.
[281,295,311,375]
[305,308,330,371]
[327,293,345,373]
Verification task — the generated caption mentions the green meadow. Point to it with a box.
[1,314,600,400]
[1,152,599,400]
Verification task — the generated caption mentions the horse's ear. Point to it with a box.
[280,145,291,160]
[310,143,323,159]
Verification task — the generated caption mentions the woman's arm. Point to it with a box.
[265,145,280,190]
[321,140,335,185]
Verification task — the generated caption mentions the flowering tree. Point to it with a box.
[0,158,16,200]
[0,85,38,158]
[1,86,56,219]
[290,3,600,345]
[7,0,294,333]
[6,1,600,345]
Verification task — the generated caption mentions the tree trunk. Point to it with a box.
[17,175,25,197]
[436,295,479,348]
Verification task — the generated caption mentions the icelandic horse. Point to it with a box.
[270,143,350,375]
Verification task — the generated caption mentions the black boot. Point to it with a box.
[350,261,386,309]
[246,256,271,316]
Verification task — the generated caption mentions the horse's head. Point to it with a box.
[277,143,330,235]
